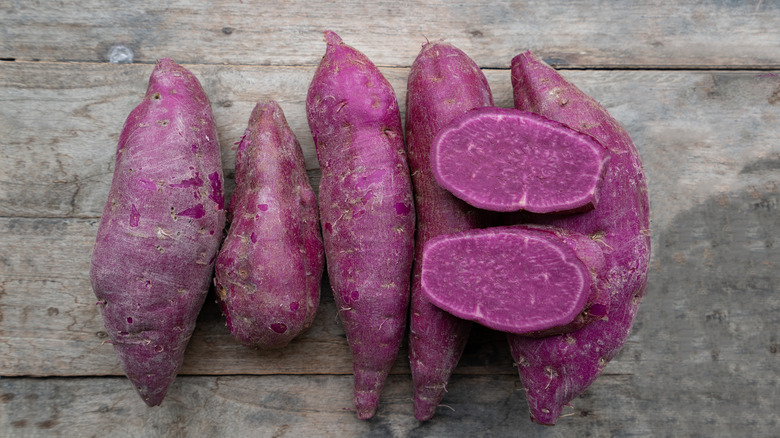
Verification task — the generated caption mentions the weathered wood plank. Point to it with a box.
[0,216,516,376]
[0,62,323,219]
[2,62,778,222]
[1,65,778,382]
[2,166,777,381]
[1,372,778,437]
[2,0,779,68]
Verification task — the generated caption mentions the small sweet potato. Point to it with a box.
[430,107,609,213]
[90,58,225,406]
[214,100,323,349]
[507,51,651,425]
[404,40,496,421]
[306,31,415,419]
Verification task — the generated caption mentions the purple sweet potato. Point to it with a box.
[431,107,609,213]
[306,31,415,419]
[507,51,651,424]
[90,58,225,406]
[420,225,599,335]
[213,101,323,349]
[405,41,495,421]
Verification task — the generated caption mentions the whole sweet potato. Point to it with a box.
[404,41,495,421]
[507,51,651,424]
[306,31,415,419]
[214,101,323,349]
[90,58,225,406]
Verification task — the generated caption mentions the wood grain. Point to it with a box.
[1,179,777,385]
[2,0,779,68]
[2,63,778,221]
[2,373,778,437]
[1,64,778,382]
[2,1,780,434]
[0,216,517,377]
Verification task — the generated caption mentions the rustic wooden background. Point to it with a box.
[1,1,778,437]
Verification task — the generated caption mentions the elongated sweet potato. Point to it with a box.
[420,225,599,335]
[431,107,609,213]
[90,58,225,406]
[306,31,415,419]
[507,51,651,425]
[405,40,495,421]
[214,101,323,349]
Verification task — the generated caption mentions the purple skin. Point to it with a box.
[518,225,608,338]
[507,51,651,425]
[306,31,415,420]
[420,226,592,334]
[214,101,324,349]
[431,107,609,214]
[405,41,496,421]
[90,58,225,407]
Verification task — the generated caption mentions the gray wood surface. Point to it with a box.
[2,0,779,68]
[1,0,779,436]
[3,372,775,437]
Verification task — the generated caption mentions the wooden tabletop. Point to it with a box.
[1,1,778,436]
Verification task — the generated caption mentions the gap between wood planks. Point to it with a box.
[1,58,778,71]
[0,372,637,380]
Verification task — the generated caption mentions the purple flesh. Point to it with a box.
[421,226,591,334]
[431,107,609,213]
